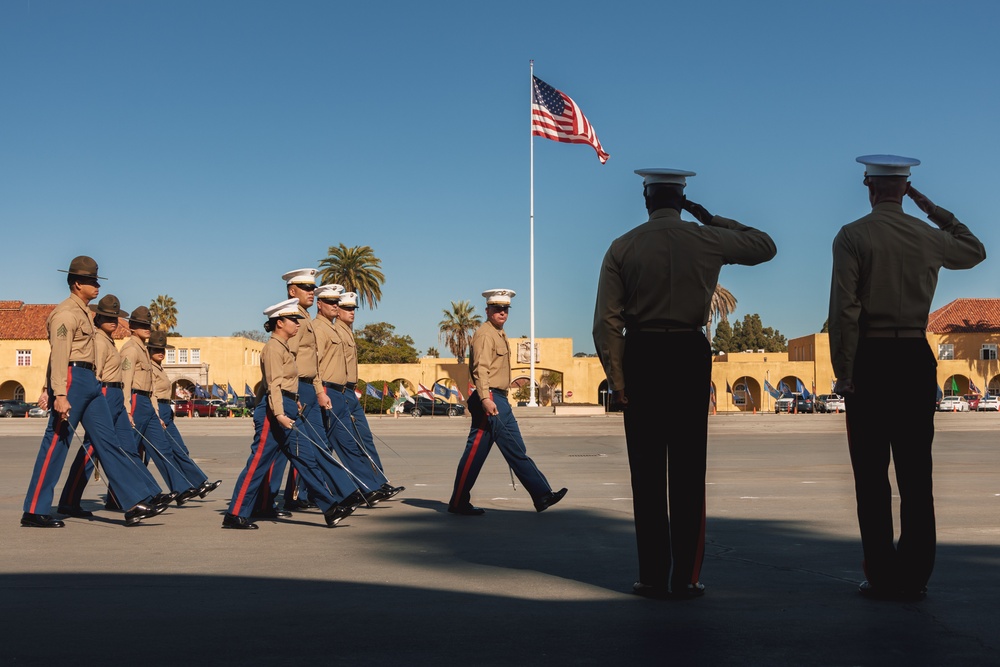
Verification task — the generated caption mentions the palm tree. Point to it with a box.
[439,300,482,364]
[706,284,737,344]
[149,295,178,332]
[426,347,440,358]
[316,244,385,309]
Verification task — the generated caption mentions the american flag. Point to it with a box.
[532,76,609,164]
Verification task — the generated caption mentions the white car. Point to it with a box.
[938,396,970,412]
[816,394,846,413]
[977,396,1000,411]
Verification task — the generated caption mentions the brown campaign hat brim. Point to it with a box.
[58,255,107,280]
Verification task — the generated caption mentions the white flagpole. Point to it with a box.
[528,59,538,407]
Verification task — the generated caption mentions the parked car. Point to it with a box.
[404,396,465,417]
[977,396,1000,411]
[815,394,846,413]
[0,399,31,418]
[28,403,49,418]
[173,399,217,417]
[937,396,970,412]
[962,395,981,411]
[775,393,813,414]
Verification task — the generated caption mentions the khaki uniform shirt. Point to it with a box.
[829,203,986,379]
[46,294,97,396]
[262,336,299,417]
[288,305,324,393]
[151,362,172,402]
[469,322,510,398]
[334,319,359,383]
[121,336,154,412]
[314,315,349,384]
[94,330,123,383]
[594,209,777,390]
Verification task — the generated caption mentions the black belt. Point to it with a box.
[346,382,357,389]
[157,399,171,404]
[490,388,508,397]
[101,381,124,388]
[863,328,926,338]
[635,326,702,333]
[281,389,299,401]
[298,376,315,384]
[68,361,96,371]
[133,389,152,397]
[323,382,346,392]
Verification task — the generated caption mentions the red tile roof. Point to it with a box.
[0,301,130,340]
[927,299,1000,333]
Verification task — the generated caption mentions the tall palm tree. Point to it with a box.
[706,284,737,344]
[439,300,482,364]
[316,244,385,309]
[149,294,178,332]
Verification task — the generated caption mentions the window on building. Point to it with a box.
[938,344,954,360]
[179,349,189,364]
[166,349,176,364]
[16,349,31,366]
[13,385,25,401]
[981,344,998,361]
[191,349,201,363]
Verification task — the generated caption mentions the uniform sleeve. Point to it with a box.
[828,229,863,380]
[712,216,778,266]
[121,345,138,413]
[593,246,627,391]
[262,346,286,417]
[470,330,493,398]
[47,310,76,396]
[929,207,987,270]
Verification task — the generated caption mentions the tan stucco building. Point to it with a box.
[4,298,998,411]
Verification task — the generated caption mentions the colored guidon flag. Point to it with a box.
[532,75,609,164]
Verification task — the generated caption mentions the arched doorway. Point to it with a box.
[942,374,970,397]
[731,376,762,412]
[0,380,25,401]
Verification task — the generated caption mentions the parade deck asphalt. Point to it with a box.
[1,410,998,666]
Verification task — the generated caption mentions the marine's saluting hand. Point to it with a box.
[682,198,715,226]
[906,184,936,218]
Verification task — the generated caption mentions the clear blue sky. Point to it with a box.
[2,1,998,356]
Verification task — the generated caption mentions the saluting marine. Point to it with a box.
[58,295,168,516]
[594,169,776,599]
[448,288,566,516]
[21,257,170,528]
[829,155,985,600]
[223,299,363,529]
[322,289,404,503]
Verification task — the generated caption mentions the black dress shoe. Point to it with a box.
[198,480,223,498]
[324,504,352,527]
[363,489,390,505]
[380,483,405,499]
[631,582,671,600]
[859,580,926,601]
[448,504,486,516]
[175,487,201,506]
[343,490,366,511]
[251,508,292,519]
[57,505,94,518]
[534,487,568,513]
[124,502,164,527]
[672,582,706,599]
[21,513,65,528]
[222,513,258,530]
[151,492,179,509]
[283,498,312,511]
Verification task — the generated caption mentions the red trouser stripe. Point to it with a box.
[452,416,489,506]
[64,445,95,503]
[232,414,271,513]
[29,367,74,513]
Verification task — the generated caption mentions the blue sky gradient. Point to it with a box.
[2,1,997,356]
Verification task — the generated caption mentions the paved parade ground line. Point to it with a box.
[1,412,998,666]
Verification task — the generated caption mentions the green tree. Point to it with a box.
[426,347,440,358]
[316,244,385,309]
[232,329,269,342]
[706,284,737,344]
[820,318,829,333]
[439,300,481,363]
[149,295,178,332]
[712,319,733,353]
[355,322,418,364]
[729,314,787,352]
